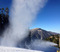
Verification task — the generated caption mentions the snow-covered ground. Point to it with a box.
[0,46,43,52]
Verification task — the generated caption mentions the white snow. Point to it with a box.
[0,46,43,52]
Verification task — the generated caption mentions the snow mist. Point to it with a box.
[27,40,57,51]
[0,0,47,47]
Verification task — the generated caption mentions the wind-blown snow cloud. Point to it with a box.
[26,40,57,52]
[0,0,47,47]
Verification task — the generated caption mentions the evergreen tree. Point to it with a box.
[5,7,9,15]
[0,8,9,36]
[1,8,4,14]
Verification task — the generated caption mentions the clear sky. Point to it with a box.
[0,0,60,33]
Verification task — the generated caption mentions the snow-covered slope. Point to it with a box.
[0,46,43,52]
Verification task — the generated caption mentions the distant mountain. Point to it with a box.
[30,28,58,40]
[17,28,58,48]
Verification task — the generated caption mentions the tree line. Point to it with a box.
[0,8,9,35]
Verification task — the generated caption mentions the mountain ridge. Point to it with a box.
[29,28,59,40]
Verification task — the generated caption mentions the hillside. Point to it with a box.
[45,35,59,48]
[30,28,58,40]
[17,28,58,48]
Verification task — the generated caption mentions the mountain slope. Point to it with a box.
[17,28,58,48]
[30,28,58,40]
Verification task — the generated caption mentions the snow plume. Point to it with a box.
[26,40,57,52]
[0,0,47,47]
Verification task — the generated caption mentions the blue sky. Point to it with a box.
[31,0,60,33]
[0,0,60,33]
[0,0,12,9]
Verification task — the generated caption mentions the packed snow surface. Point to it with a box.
[0,46,43,52]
